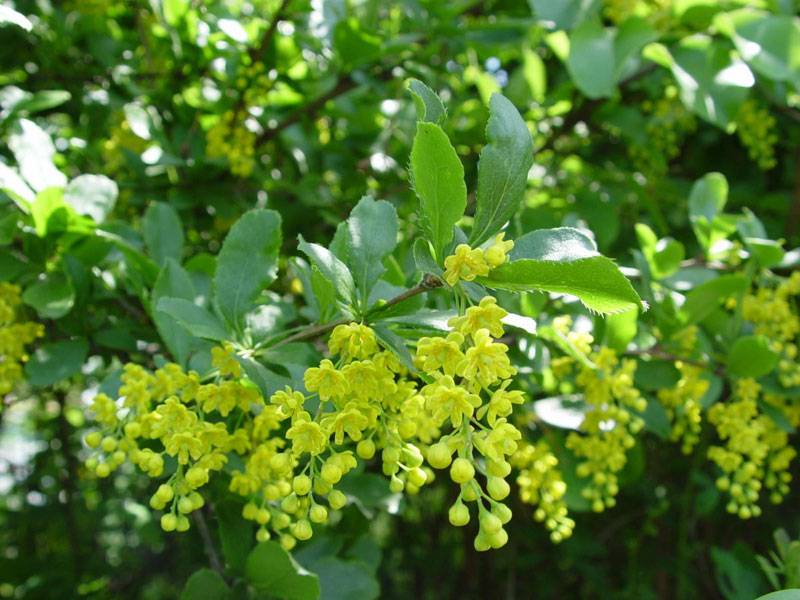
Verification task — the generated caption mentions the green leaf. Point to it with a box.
[345,196,398,307]
[727,335,780,378]
[407,79,446,124]
[603,308,638,352]
[529,0,599,30]
[25,339,88,386]
[613,17,659,79]
[688,172,729,251]
[8,119,67,192]
[744,238,785,268]
[679,274,748,325]
[470,93,533,246]
[306,557,379,600]
[216,501,254,574]
[332,18,381,67]
[156,297,230,341]
[179,569,230,600]
[373,324,415,372]
[0,5,32,31]
[64,174,118,223]
[479,228,643,314]
[659,36,752,127]
[152,260,197,366]
[0,161,34,209]
[755,591,800,600]
[636,223,684,279]
[298,236,355,307]
[11,90,71,115]
[245,541,320,600]
[143,202,185,267]
[22,273,75,319]
[214,209,282,332]
[409,122,467,261]
[717,9,800,90]
[566,19,616,99]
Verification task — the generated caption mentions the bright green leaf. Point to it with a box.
[407,79,446,124]
[298,235,355,308]
[8,119,67,192]
[409,122,467,261]
[64,174,118,223]
[345,196,398,307]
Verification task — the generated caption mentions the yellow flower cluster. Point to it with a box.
[206,63,273,178]
[736,99,778,170]
[102,113,149,175]
[206,109,257,178]
[708,379,796,518]
[85,348,262,534]
[742,273,800,388]
[658,362,707,454]
[630,86,696,177]
[84,302,526,551]
[657,327,708,454]
[566,346,646,512]
[511,440,574,543]
[442,233,513,287]
[0,283,44,396]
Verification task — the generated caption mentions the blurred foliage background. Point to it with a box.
[1,0,800,598]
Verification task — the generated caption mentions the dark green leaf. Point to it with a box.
[22,273,75,319]
[345,196,398,307]
[179,569,230,600]
[298,235,355,307]
[25,339,88,386]
[156,297,230,341]
[143,202,184,266]
[245,541,320,600]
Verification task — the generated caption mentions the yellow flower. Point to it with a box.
[211,343,243,378]
[459,329,515,387]
[481,382,525,426]
[321,402,370,444]
[270,386,306,417]
[328,323,379,361]
[415,332,465,376]
[443,244,490,286]
[448,296,507,338]
[422,375,481,427]
[304,359,349,401]
[484,233,514,268]
[286,412,328,456]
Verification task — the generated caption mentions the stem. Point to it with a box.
[624,347,724,375]
[270,274,443,349]
[249,0,292,62]
[256,67,394,146]
[192,506,225,575]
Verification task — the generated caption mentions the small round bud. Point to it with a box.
[321,463,342,485]
[178,497,194,514]
[389,476,405,493]
[156,484,174,503]
[487,477,510,501]
[280,534,296,551]
[480,512,502,535]
[176,515,191,532]
[256,508,271,525]
[328,490,347,510]
[95,463,111,478]
[427,443,452,469]
[357,439,376,460]
[293,475,312,496]
[450,458,474,484]
[492,503,512,524]
[448,502,470,527]
[408,467,427,488]
[256,527,271,542]
[292,519,313,541]
[101,436,117,453]
[124,422,142,439]
[161,513,177,532]
[85,432,102,448]
[243,503,258,520]
[309,504,328,524]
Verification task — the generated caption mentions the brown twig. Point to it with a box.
[270,274,443,349]
[255,68,394,146]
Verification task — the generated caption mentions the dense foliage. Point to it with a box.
[2,0,800,598]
